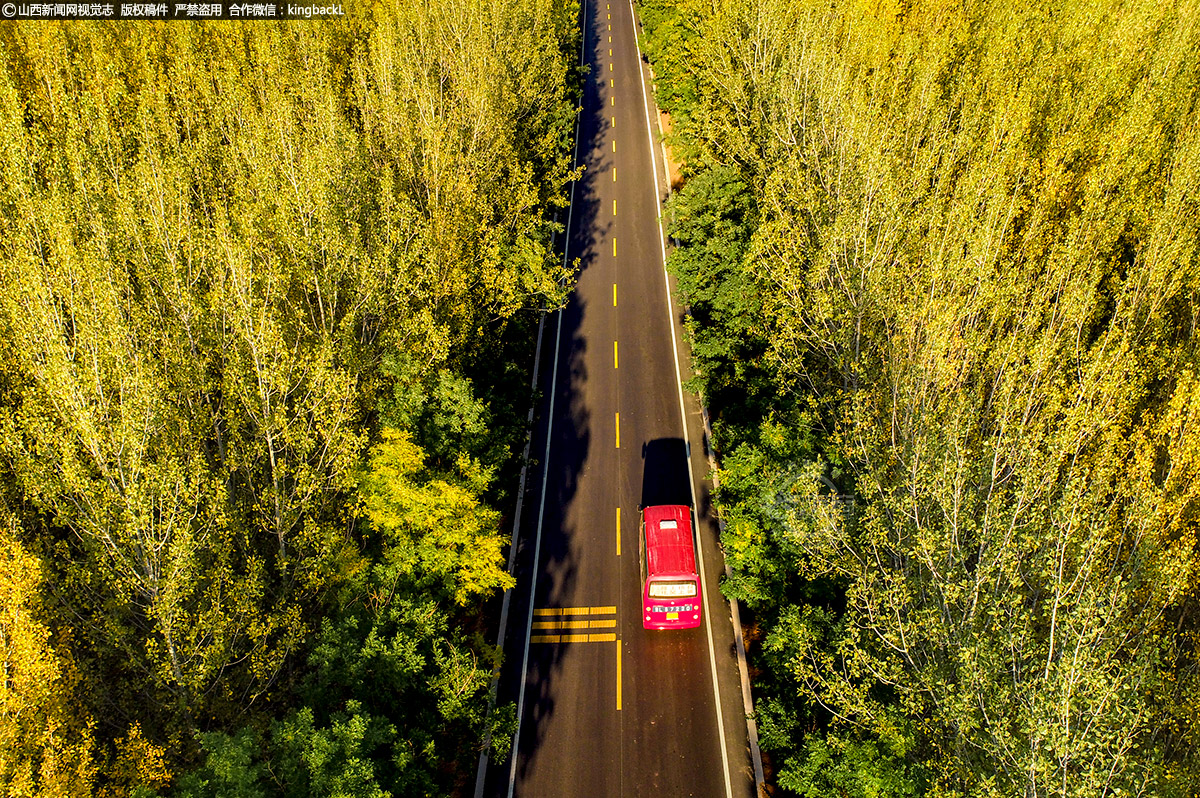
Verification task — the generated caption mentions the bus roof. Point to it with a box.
[643,504,697,577]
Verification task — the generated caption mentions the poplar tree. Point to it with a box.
[642,0,1200,793]
[0,0,580,788]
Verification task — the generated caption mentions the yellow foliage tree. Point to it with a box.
[0,518,96,797]
[99,723,171,798]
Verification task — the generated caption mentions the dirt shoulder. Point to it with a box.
[658,109,685,193]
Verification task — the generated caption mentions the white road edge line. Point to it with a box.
[505,284,563,798]
[497,2,588,797]
[628,3,734,798]
[473,305,546,798]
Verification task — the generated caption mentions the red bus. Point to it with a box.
[641,504,702,630]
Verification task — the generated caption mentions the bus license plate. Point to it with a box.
[666,612,679,620]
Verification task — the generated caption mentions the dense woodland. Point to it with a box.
[639,0,1200,795]
[0,5,580,795]
[5,2,1200,796]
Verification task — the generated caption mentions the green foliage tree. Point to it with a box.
[666,166,772,447]
[174,729,267,798]
[174,430,509,797]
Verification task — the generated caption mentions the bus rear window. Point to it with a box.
[648,580,697,598]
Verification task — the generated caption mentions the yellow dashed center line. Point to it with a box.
[614,340,619,369]
[616,641,623,710]
[613,237,617,256]
[613,199,617,216]
[613,283,617,305]
[616,507,621,555]
[612,140,616,152]
[613,167,617,182]
[615,412,620,448]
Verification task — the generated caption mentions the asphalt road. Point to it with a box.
[480,1,758,795]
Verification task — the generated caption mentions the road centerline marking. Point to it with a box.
[613,283,617,305]
[615,412,620,448]
[616,640,623,711]
[616,507,621,555]
[614,340,619,369]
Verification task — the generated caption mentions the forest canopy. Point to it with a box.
[638,0,1200,795]
[0,3,580,795]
